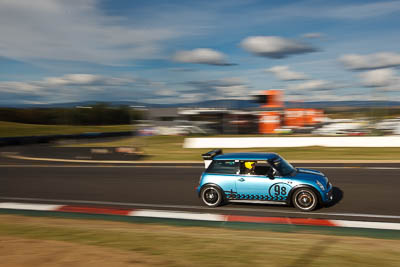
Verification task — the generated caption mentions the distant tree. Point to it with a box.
[0,104,145,125]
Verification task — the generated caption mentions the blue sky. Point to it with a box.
[0,0,400,105]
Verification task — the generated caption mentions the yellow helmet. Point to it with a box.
[245,161,255,169]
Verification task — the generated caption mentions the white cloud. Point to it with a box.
[359,68,396,87]
[0,73,151,104]
[43,74,135,87]
[45,74,103,86]
[155,89,177,97]
[172,48,233,66]
[340,52,400,70]
[266,66,308,81]
[179,93,206,103]
[214,85,249,99]
[301,32,324,39]
[184,77,252,100]
[2,73,262,105]
[0,82,43,94]
[0,0,180,65]
[284,90,367,102]
[286,80,334,91]
[323,1,400,20]
[359,68,400,90]
[241,36,316,59]
[260,1,400,21]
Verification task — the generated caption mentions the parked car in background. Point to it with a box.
[312,119,367,135]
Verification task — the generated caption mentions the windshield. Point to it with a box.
[270,156,296,176]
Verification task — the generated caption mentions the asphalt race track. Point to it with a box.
[1,147,400,223]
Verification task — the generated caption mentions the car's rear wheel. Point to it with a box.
[200,186,223,207]
[292,188,318,211]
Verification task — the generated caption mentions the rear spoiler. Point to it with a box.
[201,149,222,168]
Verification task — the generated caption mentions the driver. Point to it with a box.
[244,161,256,175]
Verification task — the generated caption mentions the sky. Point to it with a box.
[0,0,400,106]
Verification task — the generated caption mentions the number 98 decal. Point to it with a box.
[269,183,291,197]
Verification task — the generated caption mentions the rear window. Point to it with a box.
[206,160,238,174]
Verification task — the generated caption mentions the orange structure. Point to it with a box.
[260,90,283,108]
[287,108,324,126]
[303,109,314,125]
[256,90,324,134]
[259,111,281,134]
[284,109,305,127]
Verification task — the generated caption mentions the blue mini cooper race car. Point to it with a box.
[197,149,333,211]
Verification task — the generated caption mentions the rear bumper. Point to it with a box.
[196,186,201,196]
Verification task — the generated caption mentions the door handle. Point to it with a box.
[238,178,245,182]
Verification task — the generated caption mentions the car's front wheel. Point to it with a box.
[200,186,223,207]
[292,188,318,211]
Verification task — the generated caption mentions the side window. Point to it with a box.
[240,161,272,176]
[206,160,239,174]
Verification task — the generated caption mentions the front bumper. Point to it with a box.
[323,188,334,203]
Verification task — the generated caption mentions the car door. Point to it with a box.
[267,174,292,202]
[235,174,274,200]
[236,160,292,202]
[267,157,295,202]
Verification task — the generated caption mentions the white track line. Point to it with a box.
[0,202,63,211]
[130,210,225,221]
[333,220,400,230]
[1,197,399,220]
[1,201,400,230]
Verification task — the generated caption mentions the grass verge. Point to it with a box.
[63,135,400,161]
[0,214,400,266]
[0,121,134,137]
[2,121,399,161]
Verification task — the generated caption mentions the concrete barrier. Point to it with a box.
[184,136,400,148]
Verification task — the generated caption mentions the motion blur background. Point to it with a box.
[1,0,400,142]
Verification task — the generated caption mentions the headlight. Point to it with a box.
[316,180,325,191]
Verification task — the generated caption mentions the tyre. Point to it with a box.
[200,185,223,207]
[292,188,318,211]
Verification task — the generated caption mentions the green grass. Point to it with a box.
[0,121,135,137]
[65,135,400,161]
[1,215,399,266]
[2,121,399,161]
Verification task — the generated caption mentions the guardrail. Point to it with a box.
[0,131,134,147]
[184,136,400,148]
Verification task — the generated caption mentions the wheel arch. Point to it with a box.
[198,183,225,198]
[287,184,322,206]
